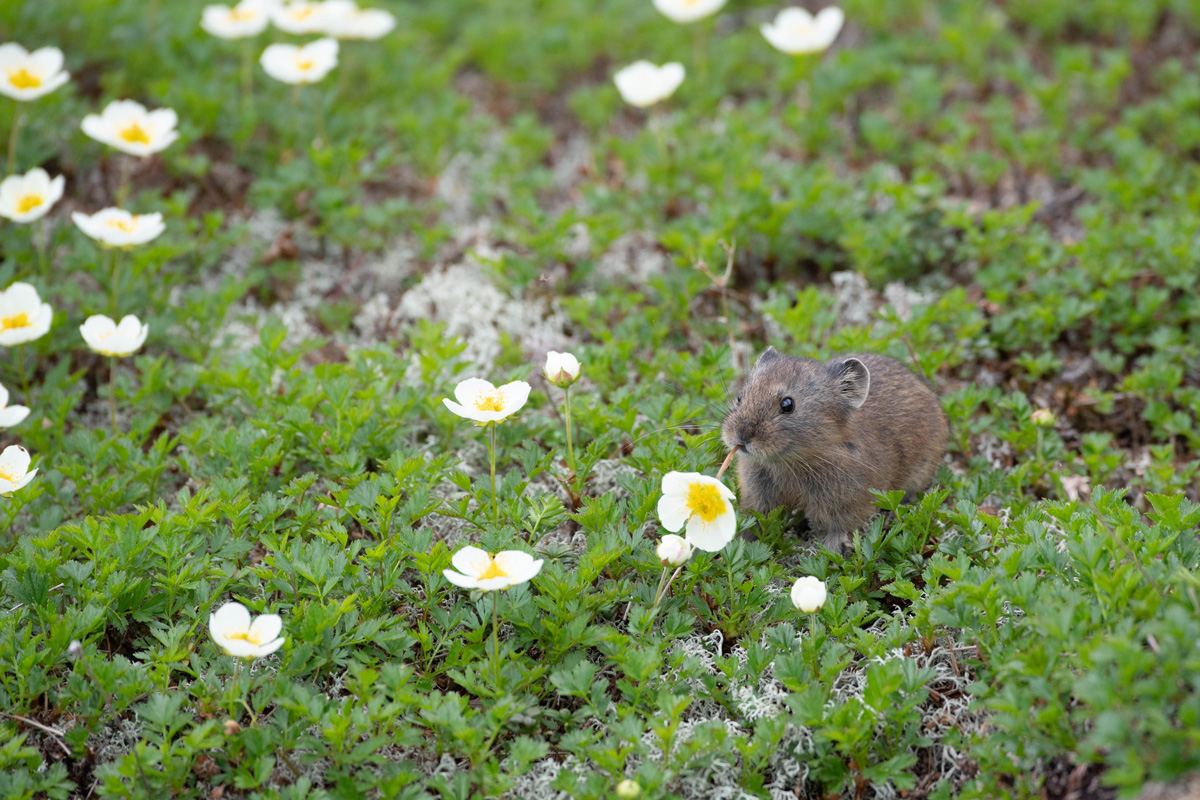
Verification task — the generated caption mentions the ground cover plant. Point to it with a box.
[2,0,1200,798]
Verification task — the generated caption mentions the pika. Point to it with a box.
[721,347,947,553]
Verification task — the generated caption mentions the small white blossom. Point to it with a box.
[209,601,286,659]
[443,546,544,592]
[442,378,531,425]
[0,168,65,224]
[201,1,274,39]
[657,471,737,552]
[761,7,845,55]
[790,576,827,613]
[0,383,30,429]
[81,100,178,157]
[655,534,693,566]
[72,208,165,247]
[271,1,335,34]
[652,0,726,24]
[0,43,69,102]
[324,0,396,39]
[0,445,36,495]
[543,350,581,387]
[80,314,149,358]
[613,60,685,108]
[0,282,52,347]
[260,38,339,84]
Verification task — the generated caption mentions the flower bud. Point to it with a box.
[67,640,83,661]
[1031,409,1057,428]
[223,719,242,736]
[655,534,693,567]
[543,350,581,388]
[616,779,641,799]
[790,576,827,613]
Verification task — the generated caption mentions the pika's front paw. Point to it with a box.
[821,529,853,557]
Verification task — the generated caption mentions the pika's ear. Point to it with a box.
[831,357,870,409]
[756,346,781,368]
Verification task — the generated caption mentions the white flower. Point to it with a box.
[260,38,338,84]
[652,0,726,24]
[761,7,845,55]
[80,314,149,358]
[615,780,642,800]
[81,100,179,157]
[0,44,70,102]
[324,0,395,39]
[544,350,581,387]
[443,546,544,592]
[613,60,685,108]
[0,383,30,429]
[0,168,65,224]
[0,445,36,495]
[271,1,334,34]
[790,576,827,613]
[201,1,274,39]
[657,471,737,552]
[656,534,693,567]
[0,282,52,347]
[209,601,286,659]
[442,378,531,425]
[72,208,165,247]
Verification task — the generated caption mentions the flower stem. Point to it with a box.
[693,22,709,82]
[109,358,117,434]
[652,567,669,608]
[492,591,501,690]
[110,249,121,316]
[7,101,22,174]
[651,564,685,613]
[229,658,242,720]
[241,39,254,115]
[16,344,30,403]
[488,422,498,522]
[313,86,326,148]
[34,220,47,277]
[563,385,576,473]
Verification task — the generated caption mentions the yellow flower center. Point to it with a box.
[474,391,505,413]
[0,464,17,483]
[0,312,31,332]
[478,555,509,580]
[230,7,255,20]
[119,122,151,146]
[297,58,314,71]
[7,68,41,90]
[105,217,138,233]
[685,482,725,524]
[16,194,43,214]
[226,629,264,644]
[292,6,315,19]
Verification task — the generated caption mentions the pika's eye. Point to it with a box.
[780,397,794,414]
[736,393,742,404]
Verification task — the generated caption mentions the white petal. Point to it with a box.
[248,613,283,644]
[0,405,30,428]
[442,568,481,589]
[685,506,737,552]
[453,377,494,407]
[0,445,31,474]
[450,545,493,578]
[210,601,251,640]
[657,493,690,532]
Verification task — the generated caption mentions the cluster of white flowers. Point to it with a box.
[613,2,845,108]
[200,0,395,86]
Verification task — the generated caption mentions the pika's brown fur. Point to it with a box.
[721,348,947,553]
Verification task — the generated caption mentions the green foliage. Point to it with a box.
[1,0,1199,797]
